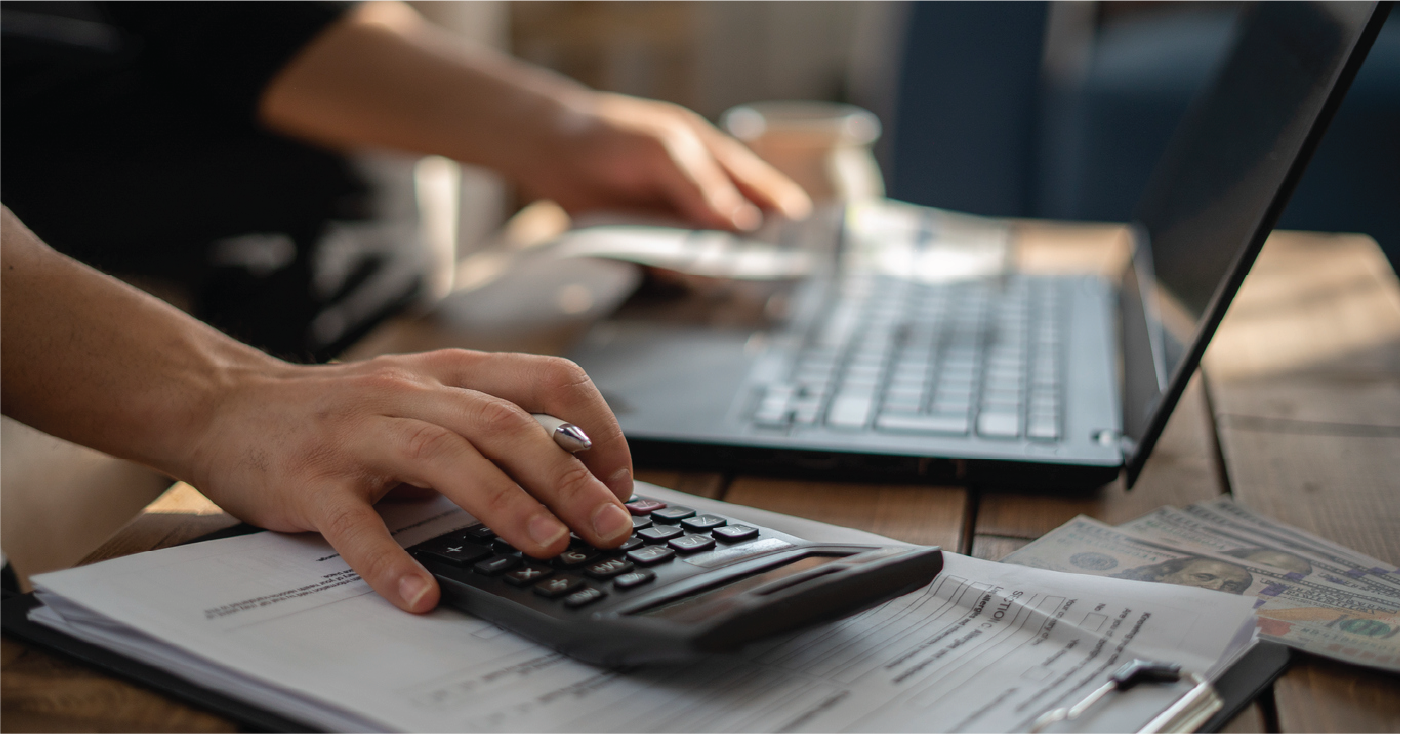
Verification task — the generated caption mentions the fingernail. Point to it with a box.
[731,203,762,231]
[592,503,632,542]
[607,467,634,499]
[528,514,568,549]
[398,574,432,609]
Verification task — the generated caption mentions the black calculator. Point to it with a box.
[409,494,943,666]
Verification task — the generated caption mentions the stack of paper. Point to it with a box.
[30,485,1257,732]
[1003,499,1399,671]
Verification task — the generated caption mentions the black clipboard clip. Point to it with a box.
[1029,659,1223,733]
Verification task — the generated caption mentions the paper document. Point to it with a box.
[31,485,1255,732]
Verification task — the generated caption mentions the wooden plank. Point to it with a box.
[1216,702,1270,733]
[0,638,236,734]
[968,535,1030,562]
[1204,233,1400,565]
[724,479,969,551]
[1273,658,1400,733]
[974,370,1226,539]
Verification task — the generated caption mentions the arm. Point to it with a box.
[1,206,634,613]
[257,1,810,230]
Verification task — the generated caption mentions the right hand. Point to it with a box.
[181,350,634,613]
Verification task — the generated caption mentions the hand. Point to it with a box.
[183,350,634,614]
[519,92,813,231]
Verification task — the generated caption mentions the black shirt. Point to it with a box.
[2,2,419,362]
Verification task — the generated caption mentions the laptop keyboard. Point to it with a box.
[751,275,1062,440]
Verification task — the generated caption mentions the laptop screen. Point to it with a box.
[1120,1,1390,485]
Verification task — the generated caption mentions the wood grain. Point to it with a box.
[1203,233,1400,569]
[973,370,1226,539]
[632,470,729,500]
[1273,657,1400,733]
[1216,702,1269,733]
[724,478,968,551]
[0,638,236,734]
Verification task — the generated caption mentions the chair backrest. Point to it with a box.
[887,1,1048,217]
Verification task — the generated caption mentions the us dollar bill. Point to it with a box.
[1002,516,1399,670]
[1190,498,1399,588]
[1121,506,1397,598]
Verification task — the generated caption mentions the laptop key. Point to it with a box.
[828,394,874,428]
[875,413,969,436]
[977,411,1022,438]
[1027,416,1060,441]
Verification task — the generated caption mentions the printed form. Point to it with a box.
[30,485,1256,732]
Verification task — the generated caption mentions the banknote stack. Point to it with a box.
[1002,498,1399,671]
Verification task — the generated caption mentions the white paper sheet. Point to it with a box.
[31,484,1256,732]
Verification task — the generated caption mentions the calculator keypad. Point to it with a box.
[534,576,585,598]
[669,534,716,553]
[650,506,697,523]
[627,545,677,565]
[504,564,553,587]
[637,525,684,543]
[584,558,634,579]
[412,496,778,613]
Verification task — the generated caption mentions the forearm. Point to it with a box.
[0,206,285,477]
[258,1,586,181]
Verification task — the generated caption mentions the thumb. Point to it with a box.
[316,493,440,613]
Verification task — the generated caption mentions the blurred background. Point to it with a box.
[3,0,1396,584]
[429,0,1399,268]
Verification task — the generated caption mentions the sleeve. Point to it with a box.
[100,1,354,123]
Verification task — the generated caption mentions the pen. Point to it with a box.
[531,414,592,453]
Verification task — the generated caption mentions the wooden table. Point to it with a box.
[3,223,1397,732]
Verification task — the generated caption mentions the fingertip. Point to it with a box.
[526,513,570,555]
[730,203,763,231]
[591,502,633,545]
[780,189,814,220]
[397,572,439,613]
[606,466,634,501]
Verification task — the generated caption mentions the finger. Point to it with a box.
[314,491,440,613]
[383,390,633,549]
[702,127,814,220]
[358,415,578,557]
[651,130,764,231]
[408,351,635,504]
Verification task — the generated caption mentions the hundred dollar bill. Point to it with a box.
[1002,516,1399,670]
[1121,506,1397,599]
[1190,498,1399,587]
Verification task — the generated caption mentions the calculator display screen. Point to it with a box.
[637,555,846,623]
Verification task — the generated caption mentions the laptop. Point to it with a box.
[569,1,1392,490]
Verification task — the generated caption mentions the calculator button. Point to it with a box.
[503,564,553,587]
[474,554,522,575]
[650,506,697,523]
[681,515,726,532]
[492,537,520,553]
[613,570,656,589]
[626,499,667,516]
[533,576,585,599]
[632,515,654,531]
[584,558,634,579]
[627,494,640,503]
[712,525,759,543]
[637,525,684,543]
[616,536,645,553]
[627,546,677,566]
[563,587,607,608]
[415,542,492,566]
[463,525,497,541]
[553,549,598,568]
[669,534,717,553]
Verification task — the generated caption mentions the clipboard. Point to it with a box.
[2,588,1291,733]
